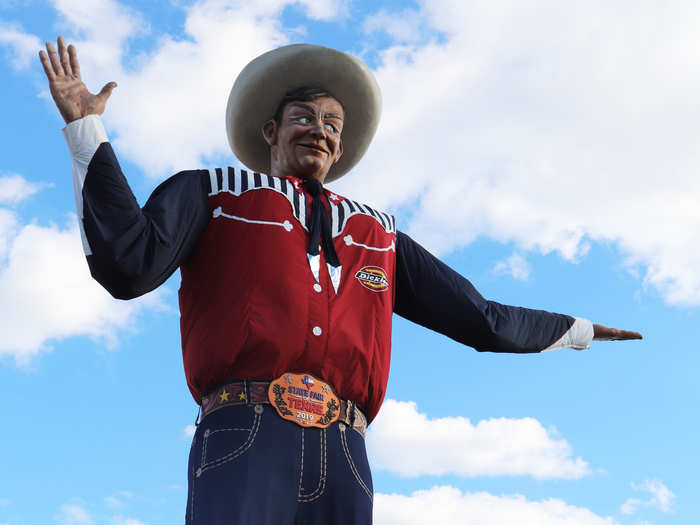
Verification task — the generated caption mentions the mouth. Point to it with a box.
[299,143,328,155]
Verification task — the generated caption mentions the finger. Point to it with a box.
[608,329,642,340]
[68,44,81,79]
[593,328,643,341]
[45,40,64,77]
[96,81,118,104]
[58,36,72,77]
[38,50,56,81]
[619,330,643,340]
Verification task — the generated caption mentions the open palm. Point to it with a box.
[39,36,116,124]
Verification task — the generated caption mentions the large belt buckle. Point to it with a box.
[268,372,340,428]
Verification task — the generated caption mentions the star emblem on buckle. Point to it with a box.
[219,390,229,402]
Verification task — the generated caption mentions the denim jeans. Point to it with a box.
[186,403,373,524]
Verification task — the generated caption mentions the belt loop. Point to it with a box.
[195,405,201,427]
[244,379,250,404]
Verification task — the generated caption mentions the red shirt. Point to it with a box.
[179,169,396,422]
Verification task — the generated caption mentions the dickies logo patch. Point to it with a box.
[355,266,389,292]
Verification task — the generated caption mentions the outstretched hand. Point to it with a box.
[593,324,642,341]
[39,36,117,124]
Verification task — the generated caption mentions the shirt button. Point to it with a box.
[313,283,322,293]
[312,326,322,336]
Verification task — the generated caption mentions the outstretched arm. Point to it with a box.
[394,231,641,353]
[40,37,211,299]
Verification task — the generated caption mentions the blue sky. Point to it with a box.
[1,1,699,524]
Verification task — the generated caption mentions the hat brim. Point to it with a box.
[226,44,382,182]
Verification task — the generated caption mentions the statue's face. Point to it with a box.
[263,96,344,183]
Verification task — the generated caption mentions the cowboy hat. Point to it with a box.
[226,44,382,182]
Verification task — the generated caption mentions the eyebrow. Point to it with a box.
[288,102,344,121]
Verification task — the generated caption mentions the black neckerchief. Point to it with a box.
[305,178,340,268]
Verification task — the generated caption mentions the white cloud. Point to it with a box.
[52,0,145,44]
[493,252,531,281]
[367,399,589,479]
[55,503,93,525]
[364,8,423,44]
[0,174,44,204]
[0,216,166,364]
[621,479,675,515]
[620,498,642,515]
[374,485,618,525]
[0,208,17,259]
[0,21,41,69]
[104,491,133,509]
[104,496,120,508]
[183,424,196,439]
[295,0,347,21]
[333,0,700,306]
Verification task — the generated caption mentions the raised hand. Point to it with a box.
[39,36,117,124]
[593,324,643,341]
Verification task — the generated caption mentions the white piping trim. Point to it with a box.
[208,170,308,232]
[343,234,395,252]
[212,206,293,232]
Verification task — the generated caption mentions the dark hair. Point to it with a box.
[272,86,343,124]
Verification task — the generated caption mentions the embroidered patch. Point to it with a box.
[268,373,340,428]
[355,266,390,292]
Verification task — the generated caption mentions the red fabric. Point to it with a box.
[179,177,396,422]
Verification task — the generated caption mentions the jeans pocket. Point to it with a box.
[195,407,262,477]
[339,423,373,502]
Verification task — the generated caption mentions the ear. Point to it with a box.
[333,138,343,164]
[262,119,278,146]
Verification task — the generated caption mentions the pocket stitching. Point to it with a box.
[298,428,327,502]
[340,425,372,502]
[197,413,261,476]
[201,427,250,467]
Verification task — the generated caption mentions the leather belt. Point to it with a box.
[200,379,368,437]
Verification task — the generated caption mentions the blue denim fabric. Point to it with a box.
[186,403,373,524]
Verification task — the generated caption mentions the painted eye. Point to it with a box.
[324,123,337,133]
[298,116,311,124]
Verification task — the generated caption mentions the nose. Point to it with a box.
[308,118,326,138]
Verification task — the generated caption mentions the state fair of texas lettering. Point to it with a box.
[268,373,340,428]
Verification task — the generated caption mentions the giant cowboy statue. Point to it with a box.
[40,37,641,524]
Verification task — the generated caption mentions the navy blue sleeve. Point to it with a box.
[82,142,211,300]
[394,230,574,353]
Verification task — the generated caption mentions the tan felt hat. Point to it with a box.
[226,44,382,182]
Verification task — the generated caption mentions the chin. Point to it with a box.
[295,159,327,180]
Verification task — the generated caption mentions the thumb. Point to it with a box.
[97,81,117,103]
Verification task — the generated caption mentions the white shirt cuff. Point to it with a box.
[62,114,108,163]
[62,115,109,256]
[542,317,594,352]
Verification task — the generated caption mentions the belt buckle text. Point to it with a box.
[268,373,340,428]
